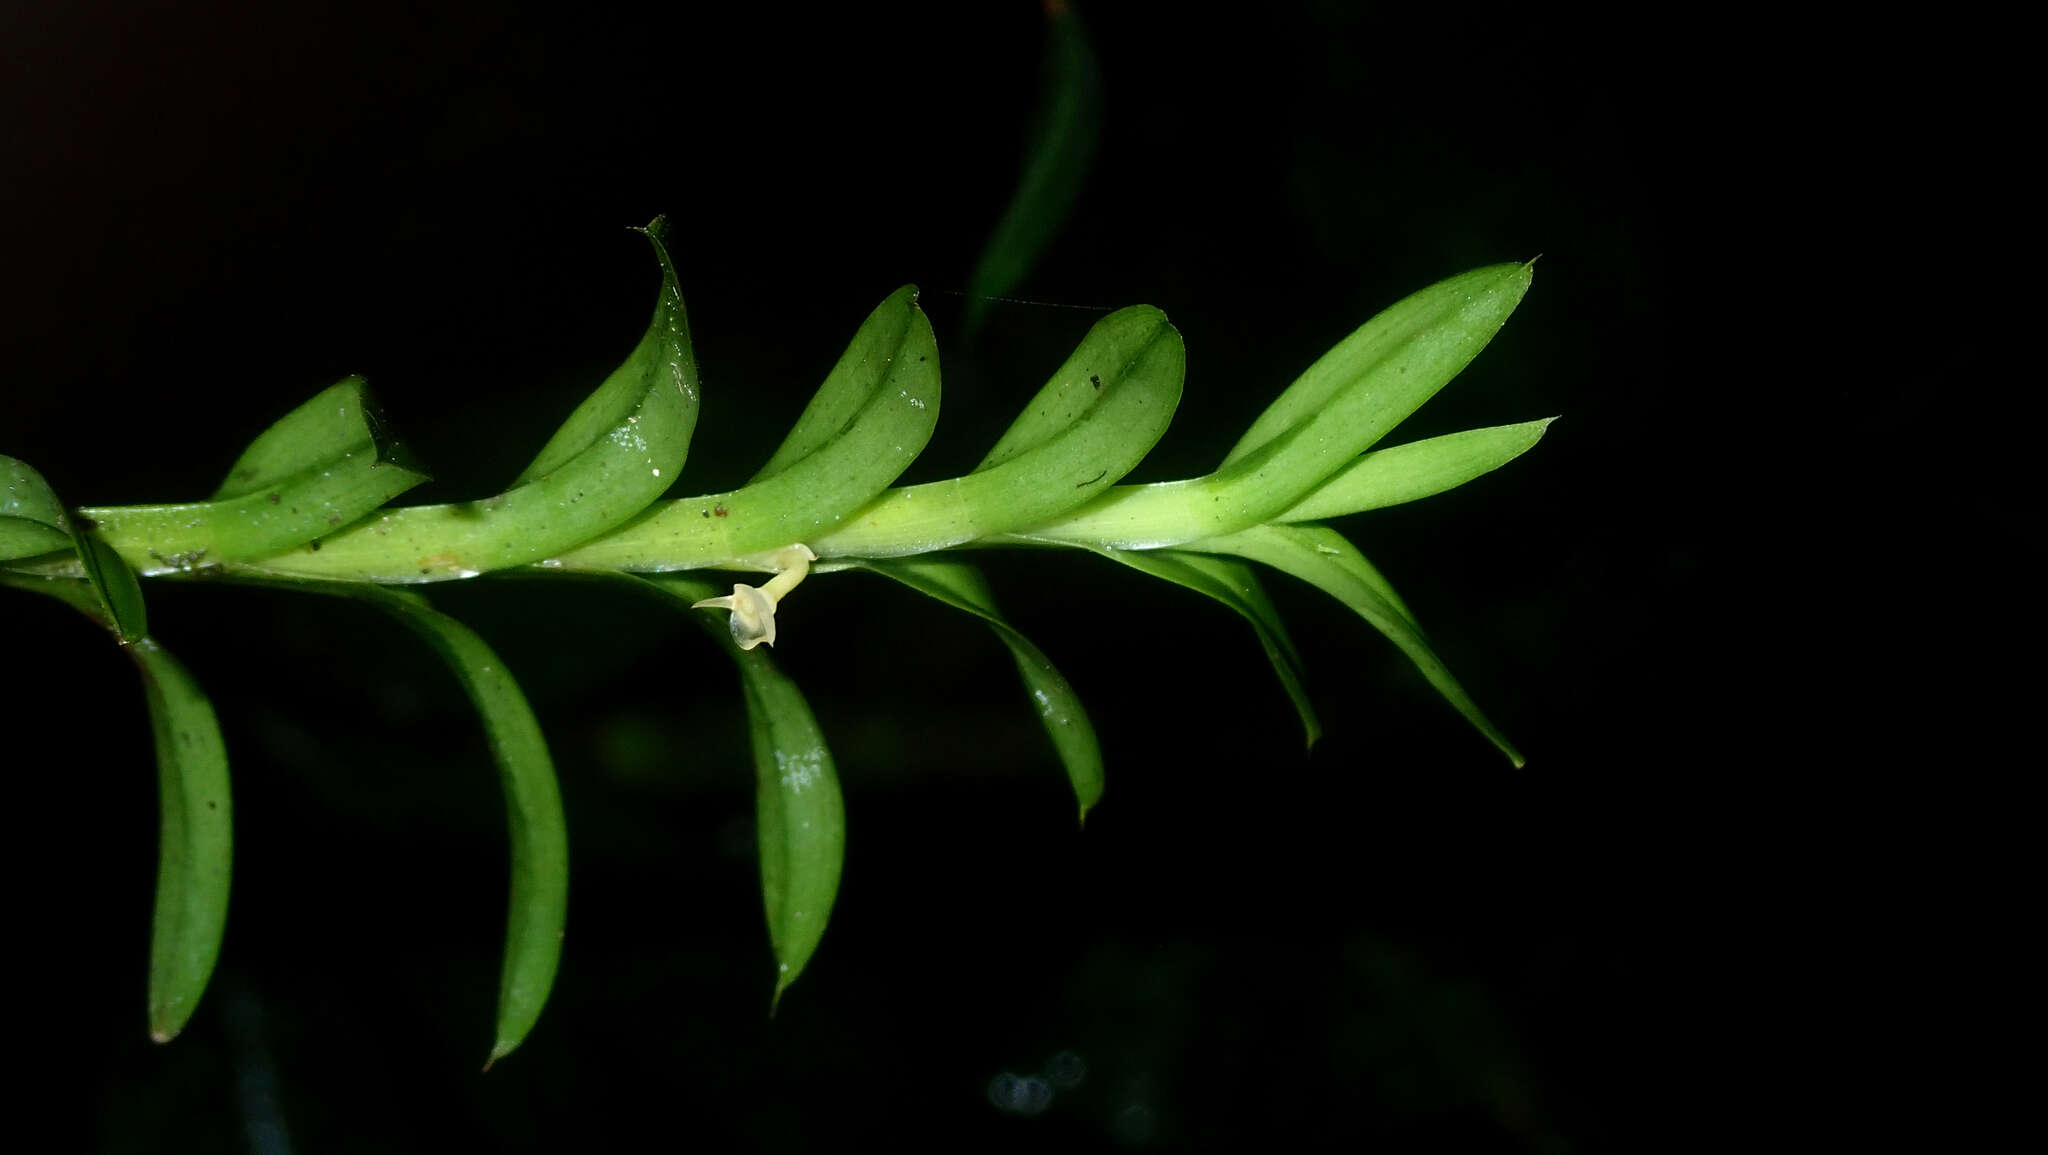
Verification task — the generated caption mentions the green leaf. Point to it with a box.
[238,218,701,582]
[79,377,431,570]
[211,376,415,499]
[0,573,233,1045]
[751,285,937,482]
[632,575,845,1008]
[73,526,148,643]
[130,638,233,1043]
[846,557,1104,823]
[554,285,941,570]
[810,305,1183,558]
[1088,547,1321,748]
[963,0,1101,337]
[1191,522,1523,766]
[1277,418,1556,523]
[1018,262,1533,549]
[279,582,568,1064]
[0,455,72,561]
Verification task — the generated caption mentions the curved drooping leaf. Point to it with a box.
[1088,546,1321,747]
[1277,418,1555,523]
[556,285,941,571]
[1190,522,1523,766]
[631,575,845,1008]
[847,557,1104,823]
[1019,262,1533,549]
[810,305,1183,558]
[268,581,568,1064]
[81,377,430,572]
[964,0,1101,337]
[0,571,232,1044]
[0,455,72,561]
[238,219,700,582]
[131,637,233,1043]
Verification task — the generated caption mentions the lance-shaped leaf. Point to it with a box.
[80,377,430,572]
[132,637,233,1042]
[553,285,941,571]
[1,455,73,561]
[810,305,1183,559]
[963,0,1101,338]
[1276,418,1556,523]
[0,572,232,1044]
[630,575,846,1009]
[847,557,1104,823]
[1190,522,1523,766]
[1087,546,1321,748]
[268,581,568,1064]
[1017,262,1532,549]
[239,219,700,582]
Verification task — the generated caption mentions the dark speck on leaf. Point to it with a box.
[701,509,710,518]
[267,492,280,504]
[309,540,322,551]
[1090,374,1102,389]
[714,504,728,518]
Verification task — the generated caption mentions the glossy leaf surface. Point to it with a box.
[849,557,1104,822]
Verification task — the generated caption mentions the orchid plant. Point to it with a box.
[0,218,1550,1065]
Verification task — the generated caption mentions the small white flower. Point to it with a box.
[691,544,816,650]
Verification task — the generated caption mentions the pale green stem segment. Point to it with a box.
[1273,418,1556,523]
[1,454,74,560]
[632,575,846,1012]
[1010,263,1533,550]
[551,285,941,572]
[1084,546,1321,748]
[266,580,569,1066]
[226,220,701,583]
[0,570,232,1044]
[1188,523,1523,767]
[804,304,1183,559]
[78,377,431,573]
[846,557,1104,823]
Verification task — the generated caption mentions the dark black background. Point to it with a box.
[2,1,1918,1150]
